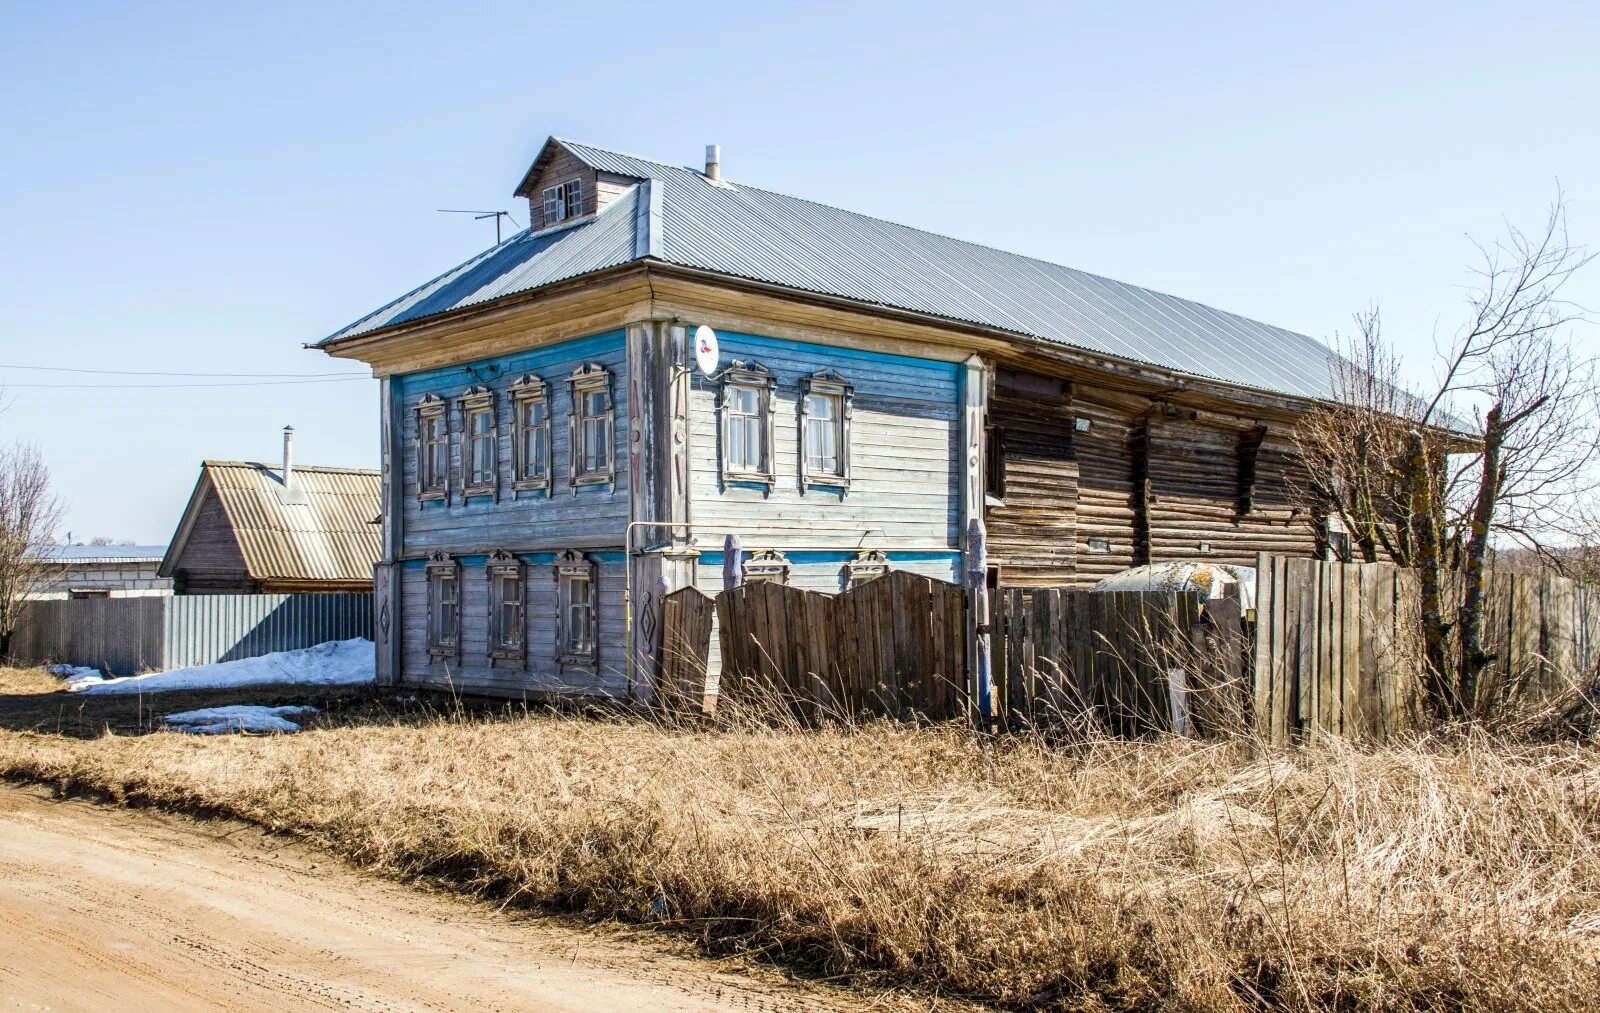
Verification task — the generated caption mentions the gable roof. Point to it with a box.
[320,137,1342,403]
[162,461,380,583]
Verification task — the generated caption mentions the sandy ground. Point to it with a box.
[0,785,842,1012]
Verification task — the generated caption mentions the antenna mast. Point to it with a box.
[436,209,519,243]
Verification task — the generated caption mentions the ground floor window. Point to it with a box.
[486,550,524,662]
[425,552,460,660]
[554,549,598,669]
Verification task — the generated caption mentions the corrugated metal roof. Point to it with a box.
[197,462,380,582]
[33,545,167,564]
[321,138,1343,402]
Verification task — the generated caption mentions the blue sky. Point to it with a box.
[2,1,1596,542]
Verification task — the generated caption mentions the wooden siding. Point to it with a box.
[1072,399,1140,583]
[985,385,1320,590]
[1147,420,1319,566]
[396,332,629,556]
[392,331,631,696]
[398,553,627,698]
[987,372,1078,587]
[169,487,254,593]
[521,148,636,232]
[687,331,961,550]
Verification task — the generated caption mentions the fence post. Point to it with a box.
[965,518,992,725]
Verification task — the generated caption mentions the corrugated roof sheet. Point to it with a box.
[34,545,167,564]
[199,462,380,582]
[322,138,1342,402]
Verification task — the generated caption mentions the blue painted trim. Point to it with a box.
[397,330,626,394]
[694,549,960,566]
[714,329,960,379]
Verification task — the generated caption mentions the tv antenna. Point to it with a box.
[436,208,520,243]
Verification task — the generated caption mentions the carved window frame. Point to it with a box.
[554,549,599,672]
[459,385,498,499]
[799,370,853,494]
[485,549,524,664]
[425,551,461,662]
[567,363,615,492]
[415,394,449,503]
[716,360,776,489]
[844,549,891,589]
[742,548,792,586]
[509,373,551,492]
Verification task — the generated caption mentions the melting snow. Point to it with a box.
[48,664,105,688]
[67,639,374,695]
[161,704,320,735]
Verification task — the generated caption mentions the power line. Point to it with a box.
[0,363,366,378]
[0,377,369,390]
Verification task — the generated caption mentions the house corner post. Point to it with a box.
[374,376,404,686]
[626,319,697,703]
[960,355,993,725]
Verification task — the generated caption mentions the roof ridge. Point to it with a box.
[553,137,698,177]
[202,460,379,474]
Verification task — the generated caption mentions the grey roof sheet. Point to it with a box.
[322,138,1342,402]
[35,545,167,564]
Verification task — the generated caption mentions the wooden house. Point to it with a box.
[161,447,380,594]
[316,137,1340,700]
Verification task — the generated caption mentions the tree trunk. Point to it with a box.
[1457,404,1505,716]
[1404,429,1452,718]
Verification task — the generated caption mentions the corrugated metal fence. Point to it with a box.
[9,594,372,675]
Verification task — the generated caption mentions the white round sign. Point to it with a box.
[693,325,720,375]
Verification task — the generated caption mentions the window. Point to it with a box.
[460,386,496,497]
[799,370,852,493]
[567,363,614,489]
[486,550,524,662]
[985,425,1007,501]
[742,548,791,585]
[542,179,583,225]
[1237,425,1267,518]
[510,374,551,490]
[844,549,890,589]
[554,549,597,669]
[425,552,461,661]
[416,394,448,501]
[1086,538,1112,554]
[717,361,775,486]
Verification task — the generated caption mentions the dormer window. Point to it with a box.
[542,179,583,225]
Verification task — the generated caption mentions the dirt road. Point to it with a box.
[0,785,838,1012]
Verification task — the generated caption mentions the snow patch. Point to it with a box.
[161,704,320,735]
[48,664,105,688]
[69,639,374,696]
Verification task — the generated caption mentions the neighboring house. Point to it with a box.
[315,136,1340,701]
[161,449,380,594]
[28,545,173,599]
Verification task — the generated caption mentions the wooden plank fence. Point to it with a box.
[998,589,1247,737]
[702,570,967,722]
[656,587,715,714]
[1252,554,1600,742]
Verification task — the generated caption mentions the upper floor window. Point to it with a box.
[486,550,524,662]
[425,552,460,661]
[554,549,598,670]
[567,363,614,489]
[717,361,775,486]
[542,179,583,224]
[509,373,550,491]
[800,370,853,493]
[460,386,496,497]
[416,394,448,501]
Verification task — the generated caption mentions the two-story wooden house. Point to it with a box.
[316,137,1339,700]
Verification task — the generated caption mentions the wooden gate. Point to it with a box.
[714,570,968,721]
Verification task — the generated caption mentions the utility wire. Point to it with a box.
[0,363,366,378]
[0,377,369,390]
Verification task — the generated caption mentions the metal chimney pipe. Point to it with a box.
[282,425,294,487]
[704,144,721,181]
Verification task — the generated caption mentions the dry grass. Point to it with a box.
[3,676,1599,1010]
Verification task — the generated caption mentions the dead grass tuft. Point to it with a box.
[2,679,1599,1009]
